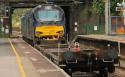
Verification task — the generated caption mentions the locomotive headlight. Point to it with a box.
[56,31,64,34]
[35,32,43,35]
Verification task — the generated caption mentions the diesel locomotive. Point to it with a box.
[21,4,65,43]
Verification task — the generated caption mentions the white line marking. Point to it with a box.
[30,57,38,61]
[21,46,26,49]
[17,44,26,49]
[38,69,60,73]
[13,39,18,42]
[24,52,31,54]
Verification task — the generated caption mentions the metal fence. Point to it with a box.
[110,16,125,35]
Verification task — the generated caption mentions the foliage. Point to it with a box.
[92,0,122,16]
[110,0,122,15]
[12,8,30,28]
[92,0,104,15]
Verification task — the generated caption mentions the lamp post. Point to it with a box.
[105,0,110,35]
[108,0,111,35]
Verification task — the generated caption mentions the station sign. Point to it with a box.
[116,7,125,11]
[116,2,125,11]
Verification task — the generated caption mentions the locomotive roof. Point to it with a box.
[21,4,64,20]
[32,4,62,12]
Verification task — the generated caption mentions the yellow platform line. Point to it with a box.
[8,38,27,77]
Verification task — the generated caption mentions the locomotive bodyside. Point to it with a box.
[21,12,34,40]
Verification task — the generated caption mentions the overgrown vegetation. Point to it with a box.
[92,0,122,16]
[12,8,30,28]
[92,0,104,15]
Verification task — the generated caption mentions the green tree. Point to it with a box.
[110,0,122,15]
[12,8,31,28]
[92,0,104,15]
[92,0,122,16]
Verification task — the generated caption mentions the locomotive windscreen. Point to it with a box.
[33,5,64,23]
[38,10,60,21]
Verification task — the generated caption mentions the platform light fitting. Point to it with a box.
[117,3,122,7]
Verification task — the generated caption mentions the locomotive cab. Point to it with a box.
[21,4,66,43]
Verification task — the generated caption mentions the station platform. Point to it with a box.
[0,38,70,77]
[77,35,125,57]
[78,35,125,43]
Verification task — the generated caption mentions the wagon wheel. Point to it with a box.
[99,68,108,77]
[108,66,115,73]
